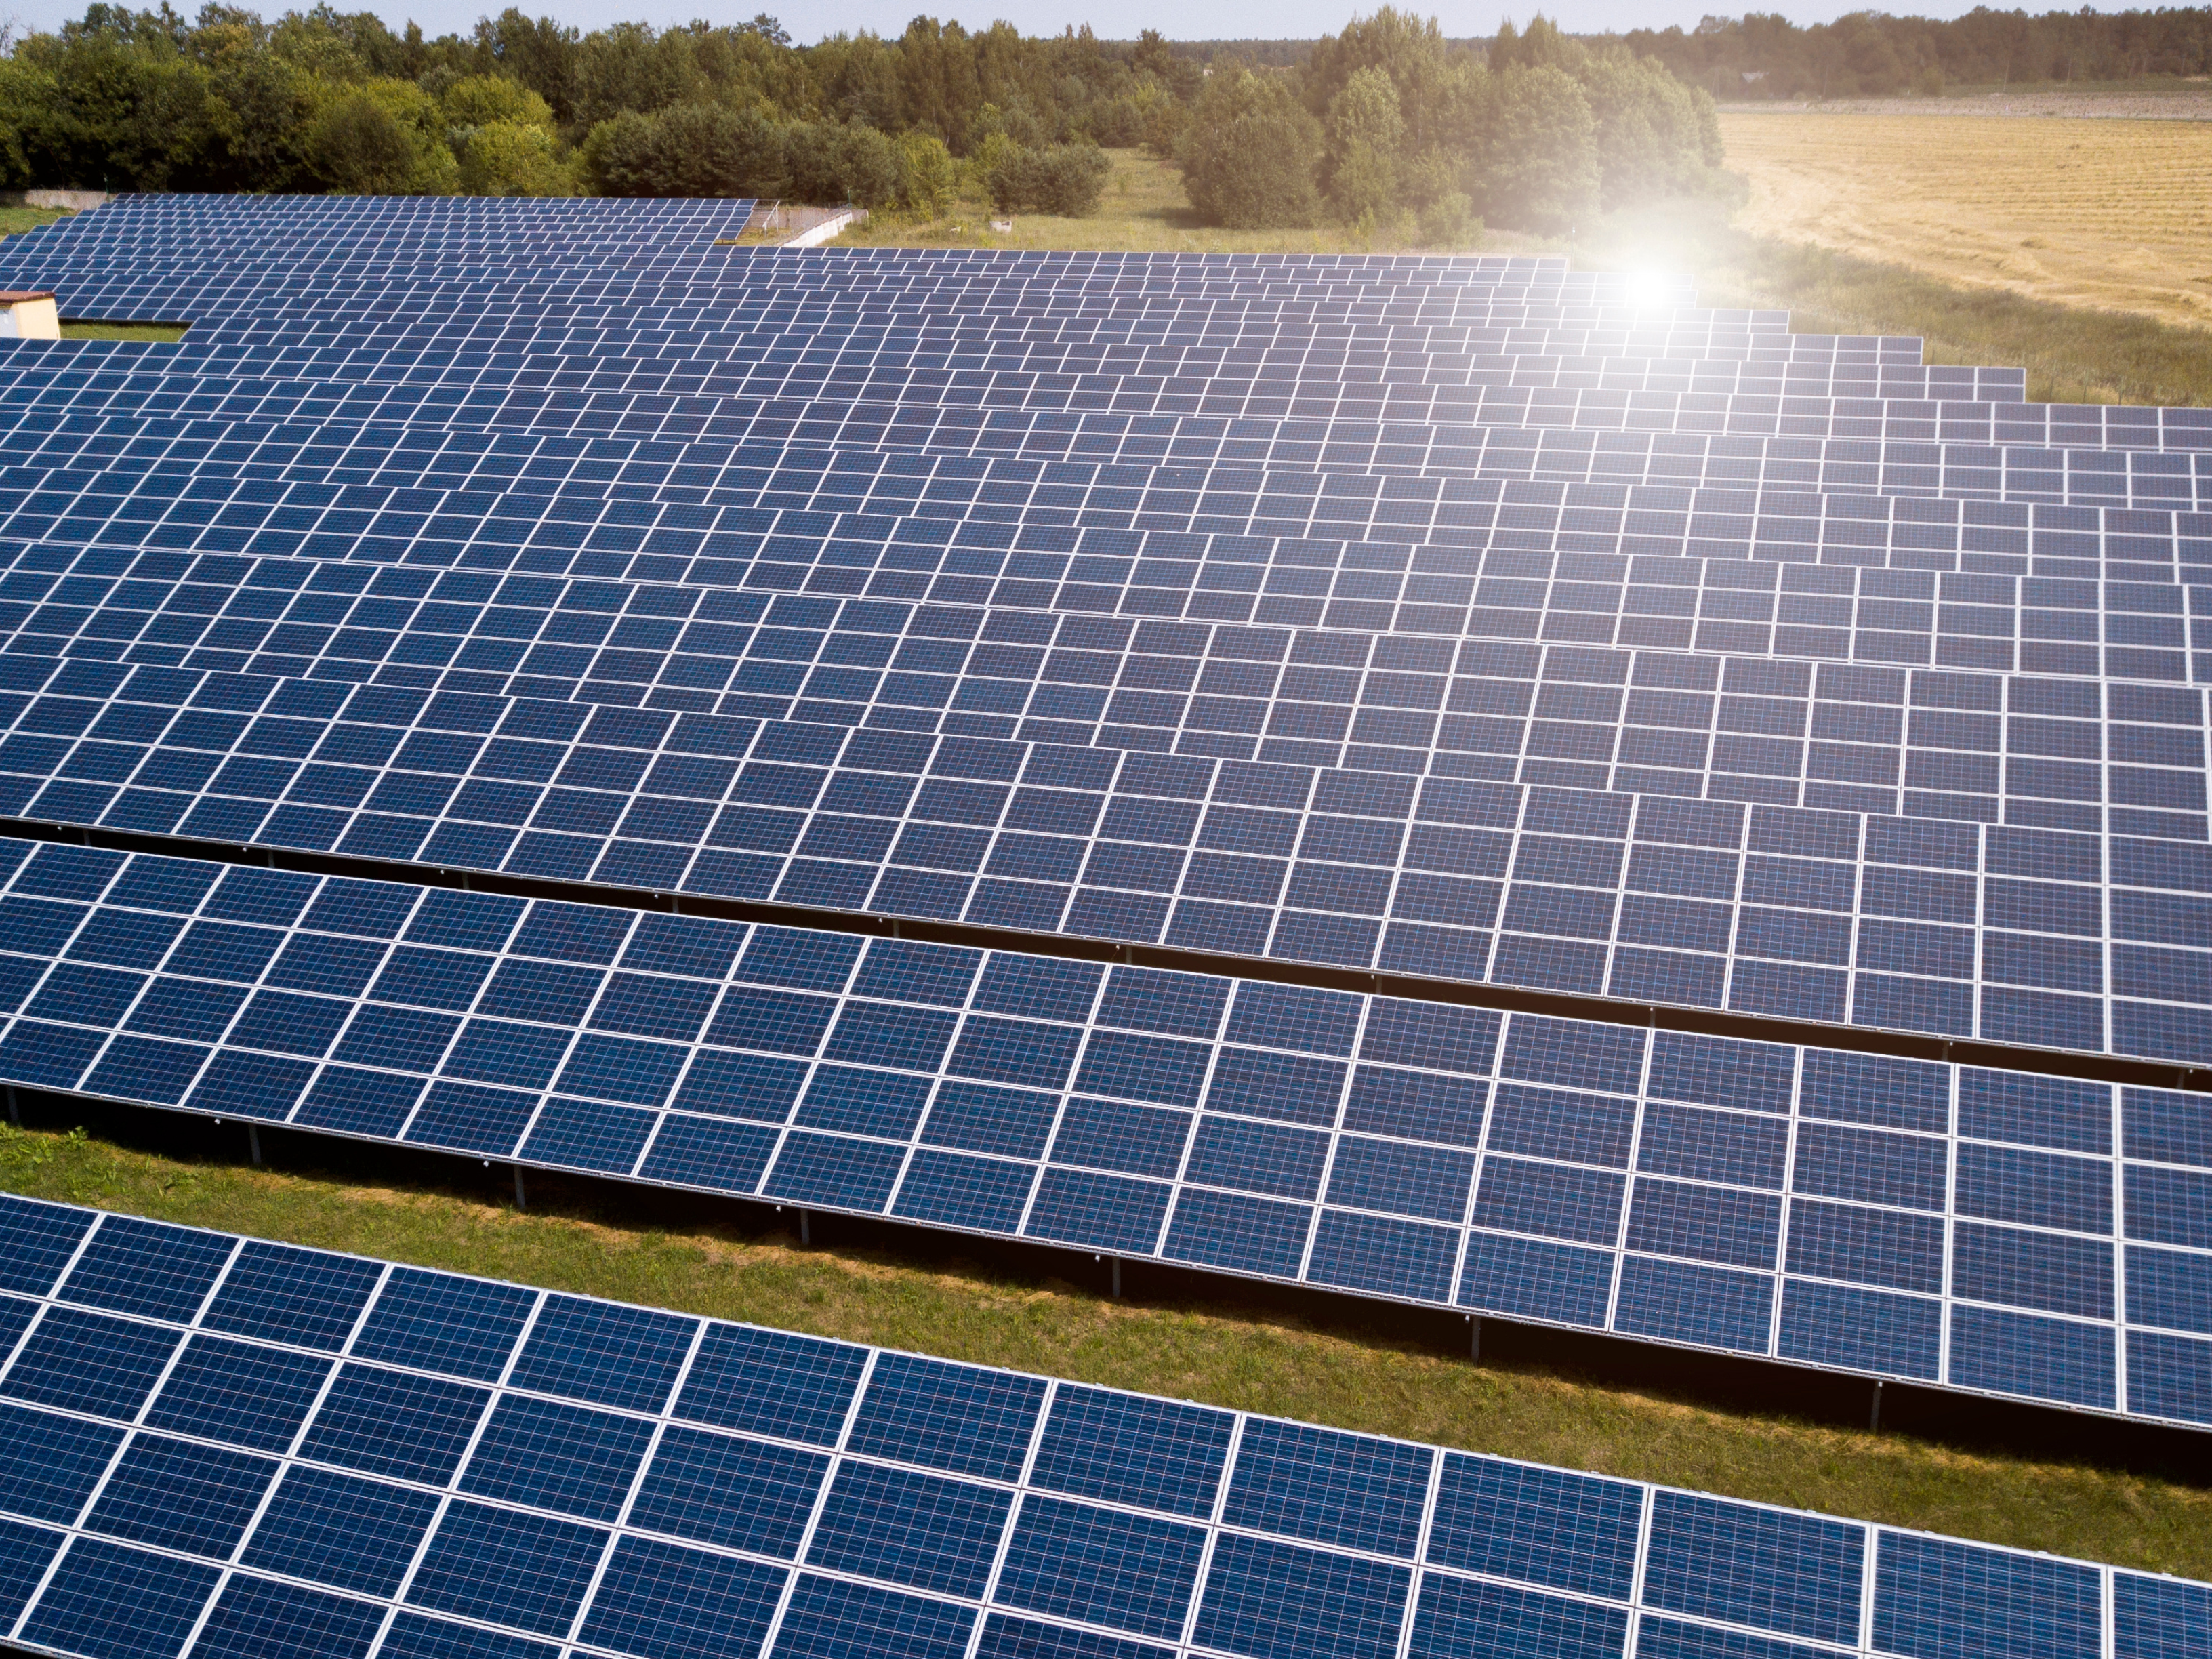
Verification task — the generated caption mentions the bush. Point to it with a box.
[458,120,571,195]
[1418,190,1479,248]
[579,101,783,197]
[987,142,1109,215]
[834,126,901,207]
[897,129,956,216]
[783,121,900,207]
[1178,66,1321,230]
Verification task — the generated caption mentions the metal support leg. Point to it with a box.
[800,1210,811,1247]
[1111,1258,1122,1300]
[5,1086,17,1127]
[248,1126,262,1167]
[514,1167,527,1210]
[1469,1315,1482,1363]
[1869,1380,1883,1433]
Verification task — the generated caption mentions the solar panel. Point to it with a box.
[0,629,2198,1067]
[0,1193,2203,1659]
[0,466,2204,691]
[0,836,2200,1422]
[3,198,2209,1433]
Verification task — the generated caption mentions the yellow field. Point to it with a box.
[1718,112,2212,331]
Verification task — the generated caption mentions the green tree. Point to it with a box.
[986,140,1109,215]
[457,119,569,193]
[306,77,456,192]
[1469,62,1596,233]
[896,127,955,214]
[1324,64,1404,224]
[1177,64,1320,230]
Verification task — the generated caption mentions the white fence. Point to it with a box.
[740,202,867,246]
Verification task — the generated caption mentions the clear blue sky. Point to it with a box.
[0,0,2158,47]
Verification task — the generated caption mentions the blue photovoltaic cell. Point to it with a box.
[573,1535,784,1659]
[1222,1418,1431,1557]
[995,1494,1208,1639]
[1427,1454,1641,1600]
[1406,1573,1629,1659]
[1028,1386,1233,1519]
[1874,1532,2104,1659]
[1193,1533,1410,1659]
[845,1351,1046,1481]
[1643,1492,1864,1647]
[806,1461,1010,1598]
[18,1538,222,1659]
[0,1193,2203,1659]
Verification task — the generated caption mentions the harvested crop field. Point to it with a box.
[1717,111,2212,330]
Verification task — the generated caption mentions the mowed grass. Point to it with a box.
[840,146,2212,407]
[1716,111,2212,335]
[3,1113,2207,1580]
[0,207,68,239]
[834,147,1494,258]
[1582,200,2212,409]
[59,321,189,341]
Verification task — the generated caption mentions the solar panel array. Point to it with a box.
[0,198,2208,1435]
[1,834,2208,1420]
[2,1195,2207,1659]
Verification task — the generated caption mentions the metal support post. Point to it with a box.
[1869,1380,1883,1433]
[1469,1315,1482,1363]
[800,1210,811,1246]
[514,1167,527,1210]
[248,1126,262,1167]
[1111,1258,1122,1300]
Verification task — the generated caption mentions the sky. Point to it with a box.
[0,0,2160,47]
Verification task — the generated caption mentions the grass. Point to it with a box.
[58,321,189,341]
[835,148,2212,407]
[835,147,1498,258]
[2,1111,2206,1581]
[1577,201,2212,409]
[0,207,68,239]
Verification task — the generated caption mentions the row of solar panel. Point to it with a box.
[0,540,2205,815]
[0,646,2201,1070]
[165,356,2026,403]
[18,366,2068,429]
[173,323,1917,368]
[0,267,1718,329]
[18,327,1973,388]
[14,443,2200,548]
[10,541,2212,770]
[9,493,2210,714]
[7,445,2200,573]
[16,1195,2199,1659]
[13,415,2210,527]
[24,385,2151,464]
[6,314,1905,373]
[0,838,2204,1414]
[8,526,2200,657]
[9,402,2202,515]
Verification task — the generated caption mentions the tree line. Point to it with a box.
[1178,13,1724,239]
[1624,7,2212,100]
[0,3,1726,237]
